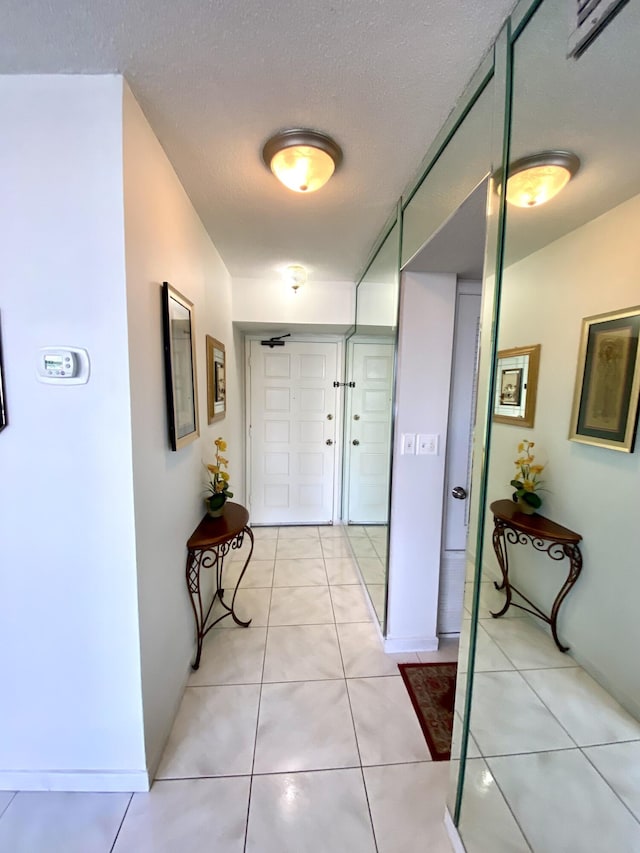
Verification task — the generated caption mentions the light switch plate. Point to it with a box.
[417,433,438,455]
[402,433,416,455]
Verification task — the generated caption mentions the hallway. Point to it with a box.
[0,525,458,852]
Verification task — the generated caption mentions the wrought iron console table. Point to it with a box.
[185,502,254,669]
[489,499,583,652]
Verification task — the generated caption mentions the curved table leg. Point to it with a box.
[549,544,583,652]
[186,548,207,670]
[229,526,254,626]
[490,520,512,617]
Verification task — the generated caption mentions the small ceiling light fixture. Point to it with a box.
[505,151,580,208]
[263,129,343,194]
[283,264,307,293]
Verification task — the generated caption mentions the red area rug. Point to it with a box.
[398,662,457,761]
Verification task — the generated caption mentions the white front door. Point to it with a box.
[248,339,339,524]
[439,284,482,633]
[346,339,395,524]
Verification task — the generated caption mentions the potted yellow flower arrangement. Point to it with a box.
[511,439,545,515]
[205,437,233,517]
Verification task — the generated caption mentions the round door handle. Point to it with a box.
[451,486,467,500]
[326,439,334,446]
[352,439,360,446]
[326,413,333,420]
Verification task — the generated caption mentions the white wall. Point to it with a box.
[0,76,146,790]
[233,276,355,330]
[122,85,241,774]
[386,272,457,651]
[483,193,640,717]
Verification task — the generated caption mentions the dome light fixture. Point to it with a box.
[262,129,343,194]
[283,264,307,293]
[505,151,580,208]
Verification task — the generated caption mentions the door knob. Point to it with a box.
[353,414,360,420]
[352,439,360,446]
[326,439,334,446]
[326,413,333,420]
[451,486,467,500]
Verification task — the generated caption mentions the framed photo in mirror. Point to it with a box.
[162,282,199,451]
[493,344,541,428]
[569,306,640,452]
[206,335,226,423]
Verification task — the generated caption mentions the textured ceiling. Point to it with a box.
[1,0,516,282]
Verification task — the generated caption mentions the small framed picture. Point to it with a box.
[162,282,200,451]
[569,306,640,452]
[206,335,226,423]
[493,344,541,427]
[499,367,523,407]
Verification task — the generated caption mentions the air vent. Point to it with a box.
[568,0,629,57]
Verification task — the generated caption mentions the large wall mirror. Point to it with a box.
[453,0,640,849]
[343,220,400,630]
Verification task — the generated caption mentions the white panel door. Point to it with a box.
[249,340,338,524]
[346,340,394,524]
[438,286,481,634]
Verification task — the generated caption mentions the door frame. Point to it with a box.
[438,279,482,634]
[244,333,346,524]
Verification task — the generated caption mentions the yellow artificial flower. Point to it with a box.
[216,439,227,451]
[220,471,230,481]
[517,442,524,453]
[522,480,535,491]
[530,464,544,474]
[207,464,219,473]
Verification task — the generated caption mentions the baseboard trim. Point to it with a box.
[383,635,439,653]
[0,769,150,793]
[445,808,466,852]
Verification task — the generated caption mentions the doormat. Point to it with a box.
[398,662,457,761]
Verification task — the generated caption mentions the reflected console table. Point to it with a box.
[489,500,583,652]
[185,502,254,669]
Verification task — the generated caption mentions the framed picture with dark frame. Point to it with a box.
[499,367,523,407]
[493,344,541,428]
[162,282,199,451]
[0,314,7,433]
[206,335,226,424]
[569,305,640,452]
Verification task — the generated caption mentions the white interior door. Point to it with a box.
[248,339,339,524]
[439,284,481,633]
[346,339,394,524]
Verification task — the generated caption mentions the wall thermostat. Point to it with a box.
[37,347,90,385]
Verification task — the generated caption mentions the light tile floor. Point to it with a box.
[456,578,640,852]
[0,524,457,853]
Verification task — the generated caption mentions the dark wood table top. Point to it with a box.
[490,499,582,544]
[187,502,250,549]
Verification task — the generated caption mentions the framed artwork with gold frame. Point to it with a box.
[206,335,226,424]
[569,306,640,452]
[493,344,541,428]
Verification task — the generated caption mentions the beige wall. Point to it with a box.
[481,192,640,717]
[123,84,241,775]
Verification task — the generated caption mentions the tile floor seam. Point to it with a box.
[476,745,581,759]
[243,582,273,853]
[108,792,134,853]
[517,671,590,750]
[481,757,535,853]
[0,793,16,822]
[359,764,381,853]
[579,746,640,827]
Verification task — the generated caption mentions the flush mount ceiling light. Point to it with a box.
[262,129,343,194]
[505,151,580,208]
[283,264,307,293]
